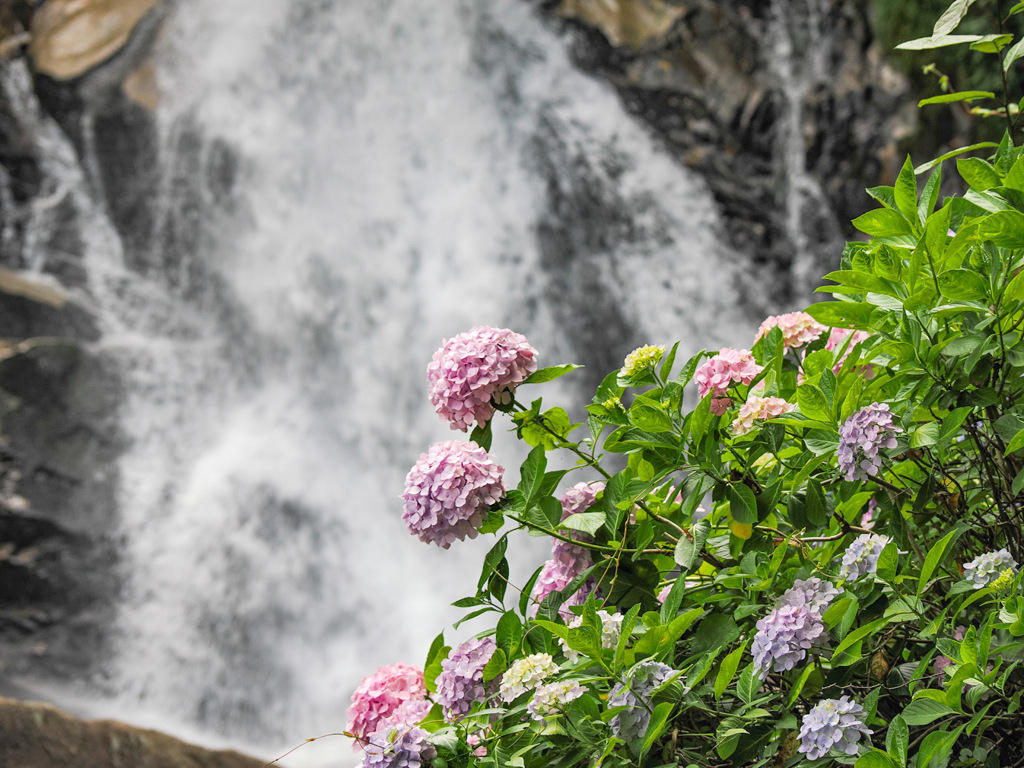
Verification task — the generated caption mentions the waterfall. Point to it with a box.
[6,0,763,764]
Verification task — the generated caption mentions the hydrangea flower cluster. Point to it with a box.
[837,403,902,481]
[559,610,623,663]
[621,344,665,378]
[499,653,558,702]
[964,548,1019,588]
[777,577,840,616]
[427,326,537,431]
[756,312,826,351]
[559,481,605,542]
[527,680,587,725]
[825,327,871,371]
[529,544,595,619]
[608,661,678,742]
[694,348,763,415]
[751,605,826,679]
[346,663,427,745]
[731,395,795,435]
[839,534,891,581]
[862,496,877,530]
[797,696,872,760]
[435,637,497,720]
[401,441,505,548]
[360,720,437,768]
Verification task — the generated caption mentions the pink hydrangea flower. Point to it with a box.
[559,481,605,542]
[731,396,795,435]
[756,312,827,351]
[346,663,427,747]
[427,326,538,431]
[825,328,871,371]
[694,348,763,415]
[402,441,505,548]
[529,541,595,619]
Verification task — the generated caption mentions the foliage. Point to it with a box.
[337,3,1024,768]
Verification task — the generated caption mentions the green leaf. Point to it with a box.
[798,385,833,423]
[957,157,1002,190]
[932,0,977,36]
[727,483,758,525]
[969,34,1013,53]
[937,269,988,300]
[896,33,984,50]
[887,715,910,767]
[640,701,675,756]
[424,632,449,694]
[518,446,547,503]
[857,751,898,768]
[520,407,573,450]
[979,210,1024,248]
[496,611,523,657]
[522,364,583,385]
[894,156,919,222]
[1006,427,1024,454]
[714,644,747,701]
[1004,35,1024,72]
[482,647,508,683]
[902,698,954,725]
[877,542,899,582]
[805,479,829,528]
[918,528,962,598]
[852,208,913,236]
[914,142,1000,174]
[561,511,606,536]
[631,405,674,433]
[805,300,875,328]
[673,519,711,572]
[911,421,940,448]
[918,90,994,106]
[736,663,758,704]
[832,617,889,661]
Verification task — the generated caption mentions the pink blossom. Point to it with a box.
[694,348,763,415]
[529,541,595,619]
[824,328,871,372]
[402,441,505,548]
[756,312,827,351]
[427,326,537,431]
[731,396,795,435]
[346,663,427,747]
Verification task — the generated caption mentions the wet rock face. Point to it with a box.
[536,0,916,302]
[0,696,269,768]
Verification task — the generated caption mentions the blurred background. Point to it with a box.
[0,0,991,764]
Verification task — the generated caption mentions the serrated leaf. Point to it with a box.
[979,210,1024,248]
[674,518,711,572]
[887,715,909,767]
[902,697,954,725]
[957,157,1002,190]
[728,483,757,525]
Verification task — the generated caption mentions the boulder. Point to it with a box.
[0,696,271,768]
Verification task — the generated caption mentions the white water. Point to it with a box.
[7,1,761,764]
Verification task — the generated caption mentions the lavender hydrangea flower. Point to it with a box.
[559,610,623,663]
[529,540,596,619]
[401,441,504,548]
[427,326,537,431]
[837,403,902,481]
[839,534,891,581]
[499,653,558,702]
[751,605,826,679]
[797,696,871,760]
[361,723,437,768]
[607,661,677,742]
[777,577,840,616]
[435,637,497,720]
[527,680,587,725]
[964,548,1019,588]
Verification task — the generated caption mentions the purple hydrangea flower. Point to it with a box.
[777,577,840,616]
[751,605,825,679]
[607,661,678,742]
[839,534,891,581]
[797,696,871,760]
[837,403,902,481]
[529,541,595,619]
[527,680,587,725]
[401,441,504,548]
[427,326,538,431]
[360,722,437,768]
[964,548,1018,588]
[435,637,497,721]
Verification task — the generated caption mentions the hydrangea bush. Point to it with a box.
[331,7,1024,768]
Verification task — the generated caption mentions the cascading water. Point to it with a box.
[6,0,767,764]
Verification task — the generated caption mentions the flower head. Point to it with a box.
[529,536,596,619]
[731,396,795,435]
[435,637,497,721]
[839,534,891,581]
[756,312,827,351]
[777,577,840,616]
[427,326,537,431]
[527,680,587,725]
[825,328,871,372]
[360,721,437,768]
[559,610,623,663]
[694,348,763,415]
[608,661,678,742]
[964,549,1018,588]
[837,403,902,481]
[751,605,825,679]
[797,696,871,760]
[401,441,504,548]
[621,345,665,377]
[499,653,558,702]
[346,663,427,746]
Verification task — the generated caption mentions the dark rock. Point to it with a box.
[0,696,271,768]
